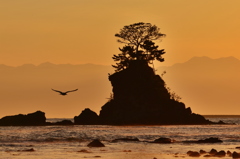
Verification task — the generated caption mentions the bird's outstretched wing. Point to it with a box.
[65,89,78,93]
[52,89,63,93]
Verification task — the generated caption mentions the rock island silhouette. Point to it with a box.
[74,22,214,125]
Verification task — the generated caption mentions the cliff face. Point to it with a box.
[98,60,211,125]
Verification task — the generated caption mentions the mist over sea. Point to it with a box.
[0,116,240,159]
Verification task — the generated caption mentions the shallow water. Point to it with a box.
[1,117,240,159]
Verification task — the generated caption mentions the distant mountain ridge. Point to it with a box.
[1,56,239,69]
[0,56,239,118]
[157,56,240,115]
[160,56,240,70]
[0,62,111,69]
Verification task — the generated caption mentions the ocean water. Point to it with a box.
[0,116,240,159]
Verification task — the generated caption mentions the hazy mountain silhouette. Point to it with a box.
[157,56,240,115]
[0,56,239,118]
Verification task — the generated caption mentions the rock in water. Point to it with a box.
[98,60,212,125]
[197,137,223,143]
[0,111,46,126]
[187,151,201,157]
[232,151,240,158]
[112,137,139,142]
[152,137,172,143]
[209,149,218,155]
[215,150,226,157]
[74,108,99,125]
[87,139,105,147]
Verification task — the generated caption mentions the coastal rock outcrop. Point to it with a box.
[97,60,212,125]
[112,137,140,142]
[198,137,223,143]
[74,108,99,125]
[0,111,46,126]
[187,151,201,157]
[185,149,233,158]
[87,139,105,147]
[183,137,223,143]
[152,137,173,143]
[232,151,240,158]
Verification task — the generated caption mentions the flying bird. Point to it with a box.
[52,89,78,96]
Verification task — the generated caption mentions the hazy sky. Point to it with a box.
[1,0,240,67]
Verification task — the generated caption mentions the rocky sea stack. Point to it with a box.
[76,60,213,125]
[74,108,99,125]
[75,22,215,125]
[0,111,46,126]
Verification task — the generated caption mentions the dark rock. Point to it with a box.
[87,139,105,147]
[18,148,35,152]
[232,151,240,158]
[209,149,218,155]
[74,108,99,125]
[187,151,193,155]
[183,137,223,144]
[187,151,200,157]
[197,137,223,143]
[97,60,213,125]
[217,120,225,124]
[214,150,226,157]
[0,111,46,126]
[199,150,207,154]
[112,137,139,142]
[227,150,232,156]
[152,137,172,143]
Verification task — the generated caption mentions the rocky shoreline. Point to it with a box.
[74,138,240,158]
[0,110,226,126]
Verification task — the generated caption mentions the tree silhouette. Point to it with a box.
[112,22,166,72]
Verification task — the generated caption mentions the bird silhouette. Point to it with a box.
[52,89,78,96]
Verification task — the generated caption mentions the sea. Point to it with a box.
[1,116,240,159]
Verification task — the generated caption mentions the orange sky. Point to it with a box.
[1,0,240,118]
[1,0,240,67]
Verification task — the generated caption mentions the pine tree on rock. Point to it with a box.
[112,22,165,72]
[76,22,214,125]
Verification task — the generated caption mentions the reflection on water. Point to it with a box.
[0,116,240,159]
